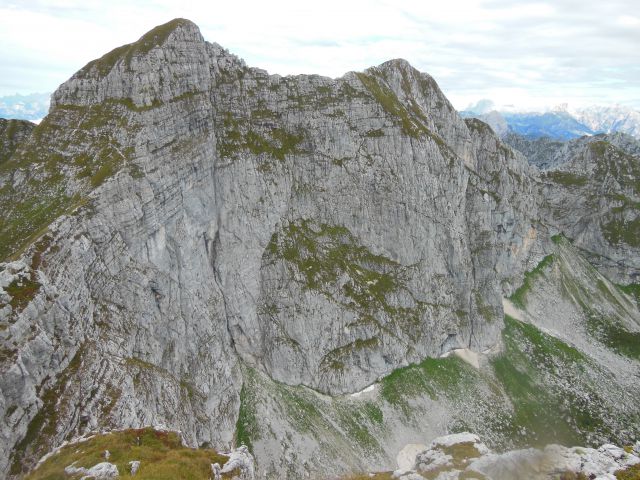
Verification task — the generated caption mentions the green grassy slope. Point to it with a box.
[25,428,236,480]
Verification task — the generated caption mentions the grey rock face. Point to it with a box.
[505,130,640,172]
[0,119,34,165]
[503,130,640,284]
[64,461,118,478]
[0,18,638,480]
[537,134,640,283]
[593,132,640,158]
[502,132,565,169]
[219,445,255,479]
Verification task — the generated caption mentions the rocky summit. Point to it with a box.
[0,18,639,480]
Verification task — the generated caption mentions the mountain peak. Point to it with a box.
[377,58,414,71]
[73,18,203,81]
[133,17,202,51]
[51,18,212,109]
[139,17,199,39]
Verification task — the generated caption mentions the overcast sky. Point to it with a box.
[1,0,638,110]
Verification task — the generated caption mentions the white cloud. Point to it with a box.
[0,0,638,110]
[617,15,640,27]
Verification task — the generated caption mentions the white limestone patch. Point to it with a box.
[64,461,119,479]
[431,432,485,449]
[129,460,140,475]
[467,443,640,480]
[392,471,425,479]
[386,433,640,480]
[220,445,255,479]
[350,384,377,398]
[416,447,454,472]
[466,448,546,479]
[502,298,524,321]
[440,349,481,369]
[397,443,427,470]
[393,432,640,480]
[433,472,462,480]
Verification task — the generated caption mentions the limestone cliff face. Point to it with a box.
[502,132,565,170]
[0,19,638,480]
[502,131,640,283]
[532,134,640,284]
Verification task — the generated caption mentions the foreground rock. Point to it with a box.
[24,428,242,480]
[64,462,118,479]
[392,433,640,480]
[213,445,255,479]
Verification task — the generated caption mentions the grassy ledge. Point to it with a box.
[263,219,433,348]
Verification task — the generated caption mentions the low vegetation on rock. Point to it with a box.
[25,428,238,480]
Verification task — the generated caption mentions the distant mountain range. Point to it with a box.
[461,100,640,141]
[0,92,50,122]
[576,105,640,138]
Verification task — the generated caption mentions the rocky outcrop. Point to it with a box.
[64,462,118,479]
[0,119,34,165]
[502,132,564,169]
[394,432,640,480]
[537,134,640,283]
[0,18,639,480]
[502,131,640,283]
[218,446,254,479]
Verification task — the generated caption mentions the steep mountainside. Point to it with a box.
[503,131,640,284]
[505,131,640,171]
[502,132,564,169]
[0,19,639,480]
[532,135,640,284]
[0,119,34,165]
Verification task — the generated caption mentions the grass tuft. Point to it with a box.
[616,463,640,480]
